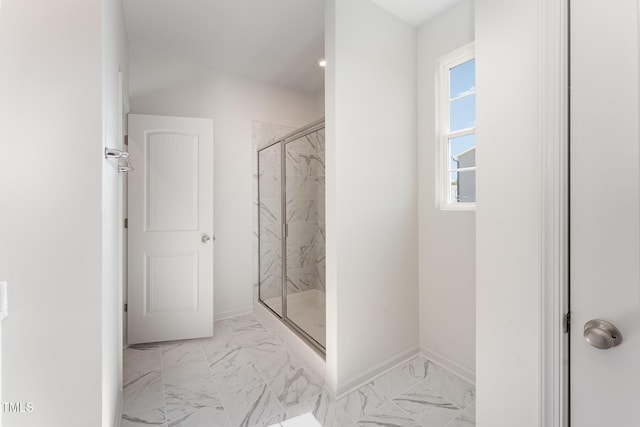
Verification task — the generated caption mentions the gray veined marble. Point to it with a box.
[393,382,461,427]
[255,122,326,349]
[260,223,281,246]
[285,149,300,177]
[334,384,390,425]
[353,402,421,427]
[168,405,229,427]
[121,398,166,427]
[163,361,227,427]
[123,312,475,427]
[371,357,440,401]
[423,369,475,410]
[124,369,164,402]
[241,333,285,359]
[207,346,264,393]
[124,344,161,382]
[286,198,298,223]
[160,340,205,368]
[260,199,281,224]
[447,409,475,427]
[287,245,301,270]
[251,348,302,382]
[234,325,278,347]
[122,374,166,427]
[222,383,285,427]
[222,313,262,331]
[260,173,281,200]
[269,366,324,410]
[298,176,317,198]
[163,358,211,388]
[298,153,316,176]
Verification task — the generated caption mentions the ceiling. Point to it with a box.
[369,0,462,26]
[122,0,462,94]
[122,0,325,94]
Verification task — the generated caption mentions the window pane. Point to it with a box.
[449,170,476,203]
[450,59,475,99]
[450,95,476,132]
[449,134,476,170]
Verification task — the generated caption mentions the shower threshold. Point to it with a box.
[263,289,326,349]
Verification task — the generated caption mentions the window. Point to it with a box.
[437,43,476,210]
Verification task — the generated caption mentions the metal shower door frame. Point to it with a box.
[257,118,326,356]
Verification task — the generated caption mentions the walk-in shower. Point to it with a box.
[257,119,326,354]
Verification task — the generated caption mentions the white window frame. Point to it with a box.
[437,42,476,211]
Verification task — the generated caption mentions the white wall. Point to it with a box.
[102,0,129,425]
[325,0,419,396]
[128,46,322,320]
[0,1,104,425]
[476,0,543,424]
[417,0,476,381]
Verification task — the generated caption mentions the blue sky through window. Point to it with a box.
[450,59,475,98]
[449,59,476,132]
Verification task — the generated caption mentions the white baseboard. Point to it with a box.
[420,346,475,385]
[214,306,254,321]
[332,346,420,399]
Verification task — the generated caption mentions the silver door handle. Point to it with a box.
[202,234,215,244]
[584,319,622,349]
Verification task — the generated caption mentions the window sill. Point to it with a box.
[440,202,476,211]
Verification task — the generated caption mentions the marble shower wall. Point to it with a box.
[254,121,296,313]
[254,121,326,312]
[284,128,325,296]
[258,145,283,313]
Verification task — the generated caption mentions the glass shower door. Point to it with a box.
[284,128,326,348]
[258,144,283,316]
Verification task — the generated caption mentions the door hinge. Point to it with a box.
[124,218,128,229]
[563,312,571,333]
[124,134,129,146]
[124,303,128,313]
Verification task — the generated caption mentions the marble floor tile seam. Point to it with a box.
[346,401,423,427]
[365,356,441,402]
[160,339,208,370]
[160,362,172,427]
[233,336,298,419]
[401,378,468,412]
[234,328,326,392]
[202,343,241,427]
[226,330,329,425]
[388,380,474,427]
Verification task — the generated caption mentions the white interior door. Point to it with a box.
[570,1,640,425]
[128,114,214,344]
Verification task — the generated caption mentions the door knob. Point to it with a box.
[202,234,214,244]
[583,319,622,349]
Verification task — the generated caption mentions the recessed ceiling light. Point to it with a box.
[318,58,327,68]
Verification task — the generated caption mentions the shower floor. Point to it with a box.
[264,289,326,348]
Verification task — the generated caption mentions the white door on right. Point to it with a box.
[570,1,640,426]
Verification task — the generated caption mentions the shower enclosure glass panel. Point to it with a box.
[257,120,325,353]
[284,128,326,348]
[258,144,283,316]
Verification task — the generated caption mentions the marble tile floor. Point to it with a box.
[122,312,475,427]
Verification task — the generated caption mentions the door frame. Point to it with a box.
[539,0,569,425]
